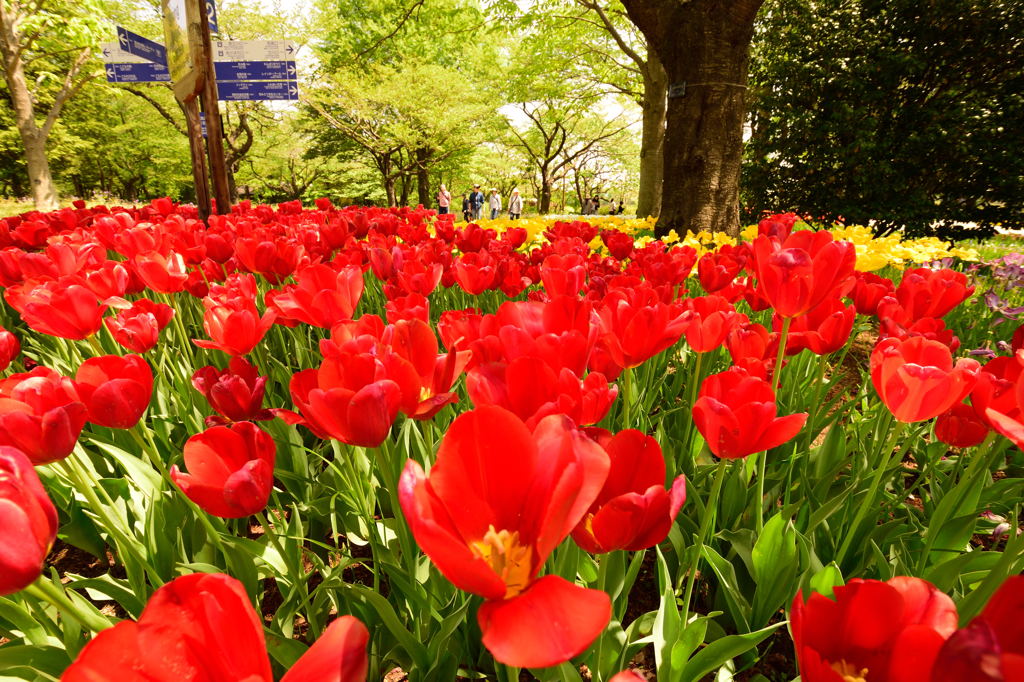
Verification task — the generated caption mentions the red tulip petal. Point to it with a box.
[477,575,611,668]
[281,616,369,682]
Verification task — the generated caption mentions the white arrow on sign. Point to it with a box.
[212,40,297,62]
[101,42,148,64]
[118,33,128,48]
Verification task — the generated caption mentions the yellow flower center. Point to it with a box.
[470,525,533,599]
[831,660,869,682]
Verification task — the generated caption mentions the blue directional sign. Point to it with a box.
[116,27,167,66]
[214,60,296,82]
[206,0,218,33]
[217,80,298,101]
[104,62,171,83]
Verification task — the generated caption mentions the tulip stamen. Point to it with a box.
[470,525,532,598]
[831,660,869,682]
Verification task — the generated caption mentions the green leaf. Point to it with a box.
[808,563,844,600]
[679,622,785,682]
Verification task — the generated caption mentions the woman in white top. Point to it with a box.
[488,189,502,220]
[508,189,523,219]
[436,184,452,214]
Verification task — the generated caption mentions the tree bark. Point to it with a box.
[415,147,431,207]
[539,179,554,214]
[621,0,763,237]
[0,2,92,212]
[636,51,667,218]
[0,17,59,210]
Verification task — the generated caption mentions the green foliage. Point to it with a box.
[744,0,1024,236]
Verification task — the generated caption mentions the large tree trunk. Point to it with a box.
[636,52,667,219]
[621,0,763,237]
[0,42,59,210]
[20,127,59,210]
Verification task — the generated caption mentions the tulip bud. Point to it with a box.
[170,422,276,518]
[0,446,58,595]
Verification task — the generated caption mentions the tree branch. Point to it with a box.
[356,0,425,59]
[41,46,93,139]
[122,85,186,135]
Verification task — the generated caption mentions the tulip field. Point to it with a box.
[2,199,1024,681]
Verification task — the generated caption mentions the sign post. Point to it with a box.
[196,0,231,214]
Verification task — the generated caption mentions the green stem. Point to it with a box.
[835,420,909,565]
[756,317,793,534]
[58,454,164,586]
[682,459,729,618]
[128,425,228,552]
[23,577,112,633]
[621,365,634,428]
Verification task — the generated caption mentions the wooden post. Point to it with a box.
[182,98,211,219]
[196,0,231,214]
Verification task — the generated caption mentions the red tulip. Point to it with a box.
[379,319,468,420]
[777,299,856,356]
[894,268,974,321]
[692,366,807,459]
[571,429,685,553]
[385,292,430,324]
[192,357,273,426]
[132,250,189,293]
[83,260,131,300]
[877,298,961,352]
[849,271,894,316]
[934,402,989,448]
[170,421,276,518]
[395,259,443,296]
[970,355,1023,430]
[609,672,646,682]
[697,244,745,293]
[981,355,1024,449]
[791,576,958,682]
[681,295,746,354]
[74,354,153,429]
[63,573,272,681]
[0,367,88,464]
[280,616,370,682]
[283,360,402,447]
[0,326,20,371]
[540,253,587,297]
[751,231,856,318]
[0,446,58,595]
[595,285,688,371]
[234,235,305,284]
[930,575,1024,682]
[467,356,617,429]
[104,299,175,354]
[5,279,106,340]
[870,337,980,423]
[453,251,498,295]
[398,406,612,668]
[194,297,276,357]
[265,264,363,329]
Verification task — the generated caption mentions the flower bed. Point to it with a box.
[0,199,1021,680]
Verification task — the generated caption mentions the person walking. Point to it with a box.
[617,198,626,215]
[508,189,522,220]
[591,196,601,214]
[461,193,471,221]
[436,184,451,214]
[488,189,502,220]
[469,185,485,220]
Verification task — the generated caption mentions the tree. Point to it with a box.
[744,0,1024,237]
[620,0,764,236]
[505,96,633,213]
[539,0,666,217]
[0,0,101,209]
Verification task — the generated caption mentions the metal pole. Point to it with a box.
[196,0,231,214]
